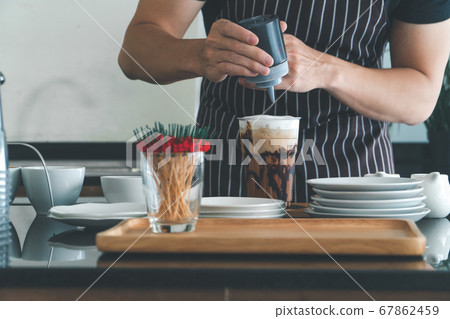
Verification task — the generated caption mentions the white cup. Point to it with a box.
[21,166,85,214]
[100,176,145,204]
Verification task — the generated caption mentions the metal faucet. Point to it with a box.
[0,70,9,268]
[0,71,4,131]
[0,73,54,207]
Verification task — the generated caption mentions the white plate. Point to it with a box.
[49,215,136,228]
[309,203,426,215]
[200,212,286,219]
[307,177,422,191]
[311,195,426,209]
[312,187,424,200]
[306,207,430,222]
[200,197,285,211]
[49,203,147,218]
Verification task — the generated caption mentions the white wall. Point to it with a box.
[0,0,205,142]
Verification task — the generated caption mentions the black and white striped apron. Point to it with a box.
[197,0,395,203]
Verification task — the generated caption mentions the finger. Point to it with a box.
[215,50,270,76]
[280,21,288,33]
[215,19,259,45]
[218,62,260,78]
[216,36,274,68]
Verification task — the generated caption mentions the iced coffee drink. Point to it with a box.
[238,115,300,204]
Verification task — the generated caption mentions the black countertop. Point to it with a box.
[1,202,449,301]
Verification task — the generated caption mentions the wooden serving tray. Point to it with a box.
[96,218,426,256]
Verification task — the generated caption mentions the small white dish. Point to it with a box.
[309,203,426,215]
[312,187,424,200]
[48,203,147,228]
[201,197,285,211]
[306,207,430,222]
[311,195,426,209]
[306,177,422,191]
[49,203,146,218]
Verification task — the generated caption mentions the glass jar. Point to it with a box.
[140,151,204,233]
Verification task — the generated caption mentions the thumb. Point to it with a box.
[280,21,288,33]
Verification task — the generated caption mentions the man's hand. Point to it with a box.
[198,19,274,82]
[238,33,324,92]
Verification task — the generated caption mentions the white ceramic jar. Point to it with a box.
[411,172,450,218]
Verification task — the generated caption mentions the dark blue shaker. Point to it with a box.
[239,15,289,103]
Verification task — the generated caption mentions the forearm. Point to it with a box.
[118,23,203,84]
[321,55,439,125]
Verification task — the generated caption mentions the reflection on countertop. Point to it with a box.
[417,218,450,265]
[8,204,102,268]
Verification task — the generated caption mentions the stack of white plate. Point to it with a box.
[49,203,147,228]
[200,197,286,219]
[306,177,429,222]
[0,215,11,267]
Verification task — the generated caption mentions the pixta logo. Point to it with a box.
[126,137,325,169]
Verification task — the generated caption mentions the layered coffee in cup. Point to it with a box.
[238,115,300,205]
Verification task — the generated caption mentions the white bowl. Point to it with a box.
[8,167,21,204]
[100,176,145,204]
[21,166,85,214]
